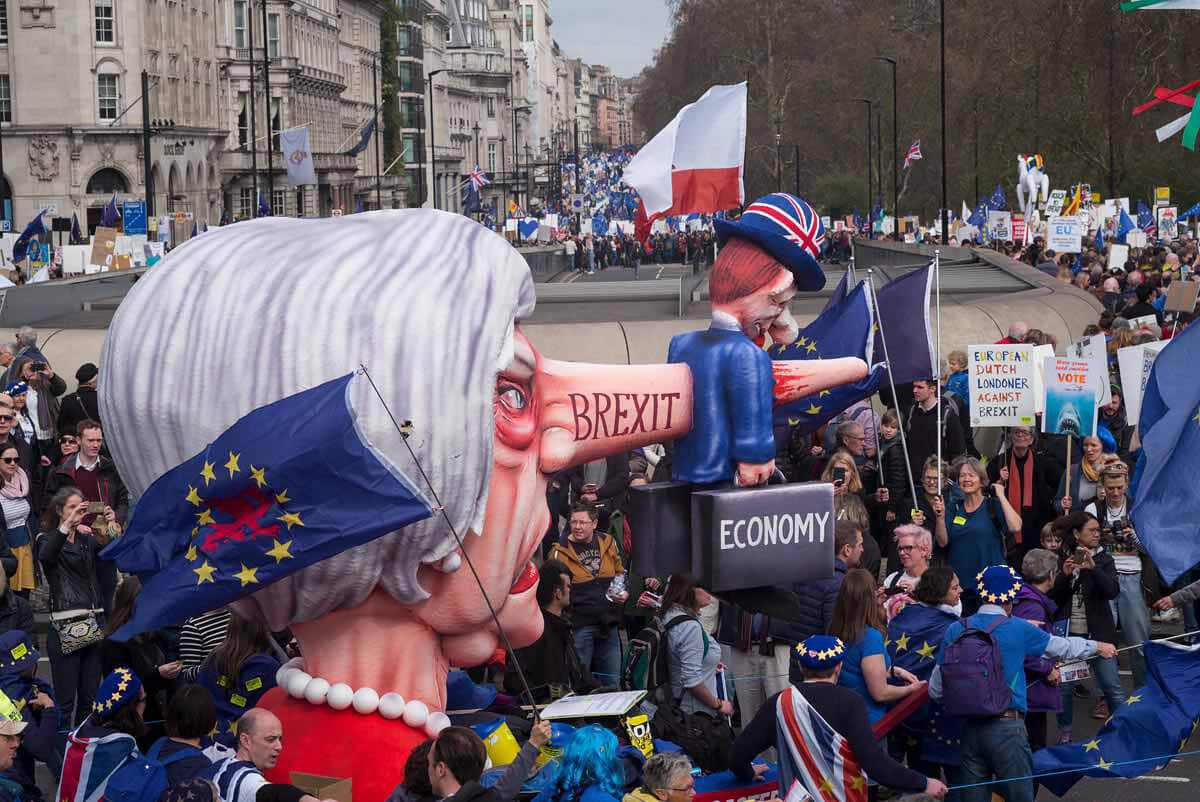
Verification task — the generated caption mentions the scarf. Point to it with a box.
[1081,458,1102,483]
[1006,450,1034,510]
[0,467,28,500]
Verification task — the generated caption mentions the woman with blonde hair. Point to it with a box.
[822,453,879,578]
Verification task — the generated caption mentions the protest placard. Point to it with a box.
[1117,341,1167,426]
[1165,281,1199,314]
[1127,314,1158,332]
[90,227,118,269]
[1065,335,1111,408]
[968,345,1037,427]
[1107,243,1129,270]
[1158,206,1178,240]
[1046,190,1067,217]
[1042,357,1097,438]
[1030,344,1056,414]
[988,210,1012,241]
[1047,216,1082,253]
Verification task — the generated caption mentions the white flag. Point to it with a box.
[280,127,317,186]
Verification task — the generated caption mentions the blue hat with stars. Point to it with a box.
[977,565,1023,605]
[4,381,26,396]
[714,193,827,291]
[0,630,38,673]
[795,635,846,670]
[93,667,142,717]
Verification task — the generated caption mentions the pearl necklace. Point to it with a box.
[275,658,451,738]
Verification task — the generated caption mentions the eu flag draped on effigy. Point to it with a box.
[102,372,434,641]
[1131,320,1200,584]
[1032,641,1200,796]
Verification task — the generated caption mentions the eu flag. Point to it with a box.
[258,192,271,217]
[70,214,85,246]
[886,602,962,765]
[101,373,433,641]
[1180,201,1200,219]
[12,209,48,264]
[1116,208,1135,244]
[100,193,122,229]
[1094,224,1104,252]
[1137,200,1158,235]
[1032,641,1200,796]
[968,202,988,228]
[463,182,481,216]
[342,118,376,157]
[872,263,936,385]
[1131,321,1200,584]
[771,282,885,432]
[988,184,1007,210]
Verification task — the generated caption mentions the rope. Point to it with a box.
[945,748,1200,791]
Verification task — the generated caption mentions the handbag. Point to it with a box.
[51,610,104,655]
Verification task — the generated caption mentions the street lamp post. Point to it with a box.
[940,0,948,243]
[876,56,898,239]
[775,131,782,192]
[852,98,874,236]
[473,122,481,166]
[427,68,448,210]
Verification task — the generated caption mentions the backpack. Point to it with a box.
[939,616,1012,718]
[105,739,200,802]
[621,614,703,702]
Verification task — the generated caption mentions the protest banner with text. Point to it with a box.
[968,345,1036,427]
[1042,357,1096,438]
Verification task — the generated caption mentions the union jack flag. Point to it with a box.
[469,167,490,191]
[776,687,868,802]
[903,140,923,169]
[742,193,825,262]
[58,726,138,802]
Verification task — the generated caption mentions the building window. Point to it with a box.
[97,74,120,121]
[267,13,281,58]
[487,142,496,174]
[237,92,249,147]
[239,186,253,218]
[95,0,115,43]
[486,96,495,118]
[273,189,286,216]
[270,97,281,150]
[0,2,8,46]
[402,134,416,163]
[233,0,247,49]
[523,5,533,42]
[0,75,9,124]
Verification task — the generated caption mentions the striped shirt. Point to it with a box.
[0,494,30,530]
[180,608,232,680]
[208,757,266,802]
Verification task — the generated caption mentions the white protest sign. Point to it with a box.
[579,218,593,235]
[1127,314,1158,333]
[504,218,517,232]
[1117,341,1167,426]
[988,210,1012,241]
[1046,190,1067,217]
[1030,344,1056,414]
[543,213,559,229]
[1047,216,1082,254]
[968,345,1037,427]
[1042,357,1097,438]
[1066,335,1111,408]
[1125,231,1148,248]
[1158,206,1179,240]
[1107,244,1129,270]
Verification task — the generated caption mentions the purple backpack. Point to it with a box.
[940,617,1012,718]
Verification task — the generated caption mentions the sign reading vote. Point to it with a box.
[691,482,833,592]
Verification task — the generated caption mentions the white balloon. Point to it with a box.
[326,683,354,711]
[275,667,294,687]
[286,671,312,699]
[425,712,451,737]
[304,677,331,705]
[402,699,429,728]
[353,687,380,715]
[378,693,407,720]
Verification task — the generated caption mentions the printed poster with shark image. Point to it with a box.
[1041,356,1097,438]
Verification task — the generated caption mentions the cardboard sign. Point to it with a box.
[968,345,1037,427]
[1012,213,1026,243]
[1066,335,1111,408]
[1158,206,1179,240]
[1117,341,1167,426]
[1042,356,1097,438]
[1107,243,1129,270]
[1046,190,1067,217]
[988,210,1012,241]
[1047,215,1081,254]
[1165,281,1199,313]
[290,774,351,802]
[1030,344,1056,414]
[90,226,118,268]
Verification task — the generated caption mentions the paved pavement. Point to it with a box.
[550,262,700,283]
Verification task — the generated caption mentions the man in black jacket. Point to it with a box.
[427,727,502,802]
[905,378,965,482]
[505,560,596,702]
[56,363,101,437]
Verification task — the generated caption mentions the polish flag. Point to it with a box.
[624,82,746,243]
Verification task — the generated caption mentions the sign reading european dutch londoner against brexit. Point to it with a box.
[968,345,1036,427]
[691,483,834,592]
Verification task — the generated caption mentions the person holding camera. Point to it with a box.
[1083,462,1151,689]
[10,357,66,456]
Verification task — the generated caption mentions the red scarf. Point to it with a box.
[1007,450,1034,510]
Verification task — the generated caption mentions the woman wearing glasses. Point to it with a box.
[624,753,696,802]
[0,444,35,597]
[908,456,956,562]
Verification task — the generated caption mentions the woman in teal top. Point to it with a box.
[934,457,1022,614]
[830,569,922,724]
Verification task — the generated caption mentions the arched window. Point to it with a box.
[86,168,129,194]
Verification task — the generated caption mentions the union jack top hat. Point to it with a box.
[714,193,826,291]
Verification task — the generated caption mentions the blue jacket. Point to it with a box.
[668,323,774,484]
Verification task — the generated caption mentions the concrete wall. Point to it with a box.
[517,246,569,276]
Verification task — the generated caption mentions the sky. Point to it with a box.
[550,0,672,79]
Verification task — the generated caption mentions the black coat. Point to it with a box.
[787,559,847,643]
[35,527,104,613]
[45,455,129,524]
[56,388,101,437]
[905,399,966,481]
[505,609,596,701]
[0,588,34,635]
[1066,549,1120,644]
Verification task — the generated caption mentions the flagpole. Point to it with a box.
[867,270,920,509]
[935,249,943,487]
